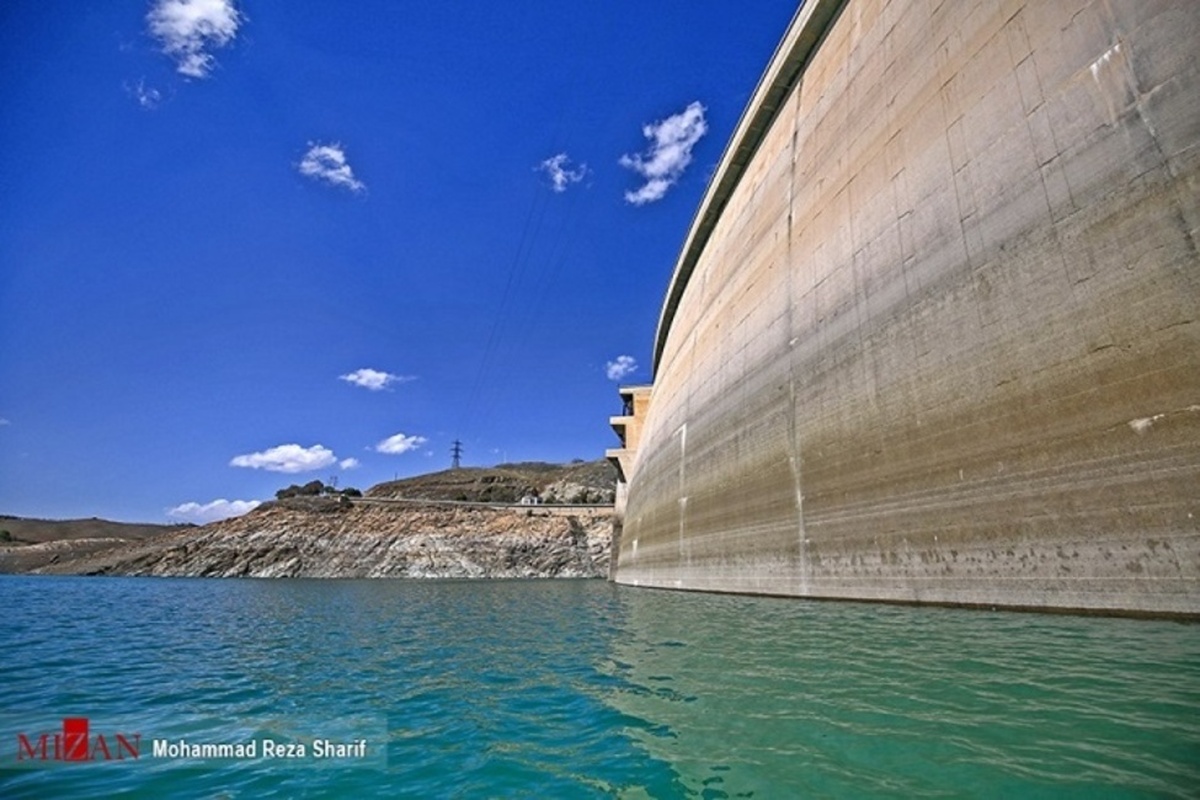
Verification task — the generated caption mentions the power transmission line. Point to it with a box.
[451,439,464,470]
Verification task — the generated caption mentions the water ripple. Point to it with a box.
[0,577,1196,798]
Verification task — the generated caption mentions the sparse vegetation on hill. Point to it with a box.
[367,459,617,505]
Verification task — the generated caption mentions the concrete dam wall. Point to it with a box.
[613,0,1199,615]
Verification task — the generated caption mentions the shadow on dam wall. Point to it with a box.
[613,0,1200,616]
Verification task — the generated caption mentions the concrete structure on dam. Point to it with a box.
[612,0,1199,615]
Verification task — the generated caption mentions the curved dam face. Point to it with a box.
[614,0,1200,615]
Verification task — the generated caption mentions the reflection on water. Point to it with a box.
[606,588,1200,797]
[0,576,1196,798]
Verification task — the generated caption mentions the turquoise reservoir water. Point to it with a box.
[0,576,1197,798]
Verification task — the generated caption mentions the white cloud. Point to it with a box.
[538,153,588,192]
[339,458,360,470]
[619,101,708,205]
[339,368,410,391]
[168,498,260,524]
[147,0,242,79]
[230,444,337,473]
[375,433,427,455]
[125,79,163,109]
[606,355,638,381]
[298,143,366,193]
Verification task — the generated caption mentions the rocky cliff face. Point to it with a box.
[37,500,612,579]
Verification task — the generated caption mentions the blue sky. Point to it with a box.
[0,0,797,523]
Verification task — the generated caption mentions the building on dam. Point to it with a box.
[610,0,1199,616]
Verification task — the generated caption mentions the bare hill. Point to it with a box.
[0,515,182,544]
[0,515,182,574]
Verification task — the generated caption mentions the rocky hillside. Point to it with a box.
[36,498,612,579]
[6,460,617,579]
